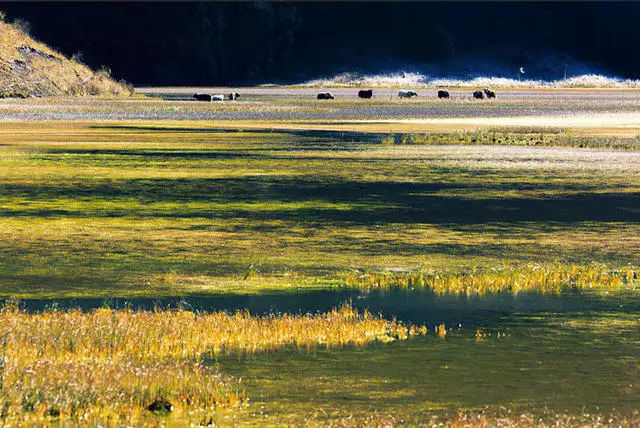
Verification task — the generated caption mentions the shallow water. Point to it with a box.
[4,288,639,422]
[205,289,640,423]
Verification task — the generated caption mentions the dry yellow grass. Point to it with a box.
[344,264,639,294]
[0,303,425,424]
[0,21,131,97]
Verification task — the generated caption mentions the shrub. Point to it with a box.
[96,66,111,78]
[71,52,84,63]
[11,18,31,35]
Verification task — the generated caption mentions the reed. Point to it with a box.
[343,264,639,294]
[0,303,424,424]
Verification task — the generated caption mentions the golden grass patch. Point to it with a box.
[0,304,425,424]
[344,264,639,294]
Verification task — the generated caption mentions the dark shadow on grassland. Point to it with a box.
[2,178,639,224]
[0,274,123,298]
[40,149,269,160]
[38,146,375,158]
[0,239,628,282]
[89,125,386,144]
[0,177,455,201]
[38,149,395,159]
[0,173,616,203]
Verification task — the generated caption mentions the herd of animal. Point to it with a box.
[192,88,496,102]
[317,88,497,100]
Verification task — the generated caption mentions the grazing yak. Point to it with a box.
[193,93,224,101]
[193,93,213,102]
[317,92,335,100]
[358,89,373,99]
[437,90,450,99]
[398,90,418,98]
[473,90,484,99]
[228,92,240,101]
[483,88,496,98]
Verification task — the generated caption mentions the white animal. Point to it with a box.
[398,90,418,98]
[212,94,224,101]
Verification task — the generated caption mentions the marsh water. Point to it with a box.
[0,285,637,425]
[199,288,640,423]
[14,288,638,423]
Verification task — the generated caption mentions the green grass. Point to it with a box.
[1,122,640,298]
[1,120,640,425]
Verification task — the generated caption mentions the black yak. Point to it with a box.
[358,89,373,99]
[193,93,213,102]
[317,92,335,100]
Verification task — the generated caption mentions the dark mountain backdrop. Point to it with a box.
[1,2,639,86]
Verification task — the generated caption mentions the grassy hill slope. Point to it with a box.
[0,20,132,97]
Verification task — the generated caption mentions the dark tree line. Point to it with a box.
[2,2,640,85]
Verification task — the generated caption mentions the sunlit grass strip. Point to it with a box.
[0,304,424,424]
[1,359,239,425]
[343,264,639,294]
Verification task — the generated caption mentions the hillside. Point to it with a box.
[0,20,131,97]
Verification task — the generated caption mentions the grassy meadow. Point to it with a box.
[1,96,640,425]
[1,121,640,298]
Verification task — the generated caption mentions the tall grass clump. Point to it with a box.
[0,304,423,424]
[344,264,639,295]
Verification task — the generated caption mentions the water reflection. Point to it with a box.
[5,288,637,326]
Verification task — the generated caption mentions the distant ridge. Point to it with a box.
[0,19,132,98]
